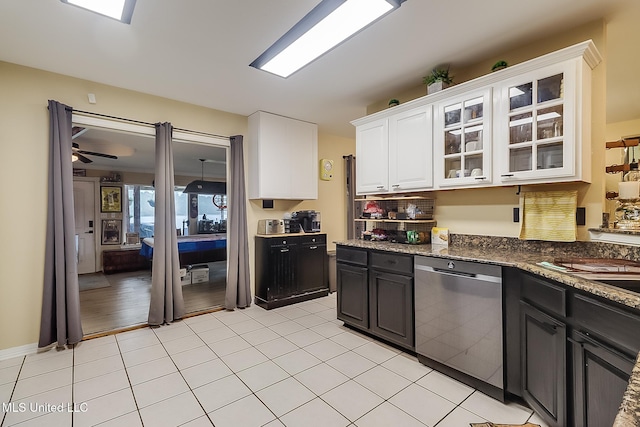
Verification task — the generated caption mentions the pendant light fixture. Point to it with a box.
[183,159,226,195]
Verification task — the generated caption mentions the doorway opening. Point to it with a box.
[71,114,230,335]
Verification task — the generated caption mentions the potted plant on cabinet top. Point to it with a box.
[423,66,453,95]
[388,98,400,107]
[491,60,508,72]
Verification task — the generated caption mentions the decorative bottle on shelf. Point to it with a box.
[623,162,640,182]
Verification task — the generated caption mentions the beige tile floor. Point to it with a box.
[0,294,549,427]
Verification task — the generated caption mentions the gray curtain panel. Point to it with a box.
[39,100,83,348]
[225,135,252,309]
[148,122,185,325]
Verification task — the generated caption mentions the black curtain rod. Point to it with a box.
[72,109,230,141]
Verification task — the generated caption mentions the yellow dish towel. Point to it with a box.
[519,190,577,242]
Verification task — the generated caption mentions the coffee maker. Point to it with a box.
[292,210,321,232]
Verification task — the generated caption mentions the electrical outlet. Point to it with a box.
[576,207,586,226]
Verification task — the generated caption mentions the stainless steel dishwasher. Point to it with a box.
[414,256,504,400]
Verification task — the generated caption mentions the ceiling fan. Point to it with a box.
[71,126,118,163]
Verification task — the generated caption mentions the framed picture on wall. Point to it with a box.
[100,186,122,212]
[102,219,122,245]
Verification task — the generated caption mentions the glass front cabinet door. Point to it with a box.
[496,61,579,183]
[434,87,493,188]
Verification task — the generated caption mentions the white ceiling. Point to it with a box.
[1,0,639,161]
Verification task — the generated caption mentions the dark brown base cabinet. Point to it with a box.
[506,270,640,427]
[571,331,635,427]
[336,262,368,329]
[255,234,328,309]
[336,246,414,351]
[520,301,566,427]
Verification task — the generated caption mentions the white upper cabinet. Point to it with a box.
[355,118,389,194]
[352,40,601,194]
[248,111,318,200]
[495,61,581,184]
[389,105,433,192]
[433,87,492,188]
[355,105,432,195]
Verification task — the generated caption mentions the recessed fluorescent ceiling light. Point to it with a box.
[251,0,405,78]
[61,0,136,23]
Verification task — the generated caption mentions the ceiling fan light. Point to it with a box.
[72,153,79,162]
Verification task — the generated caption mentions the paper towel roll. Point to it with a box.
[619,181,639,199]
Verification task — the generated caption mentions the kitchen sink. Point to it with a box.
[551,258,640,296]
[592,278,640,294]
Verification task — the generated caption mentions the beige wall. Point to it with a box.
[0,62,249,351]
[365,21,607,240]
[0,61,354,352]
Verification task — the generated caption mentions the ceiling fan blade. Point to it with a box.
[77,150,118,160]
[75,153,93,163]
[72,126,88,139]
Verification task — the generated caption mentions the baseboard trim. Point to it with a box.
[0,342,38,361]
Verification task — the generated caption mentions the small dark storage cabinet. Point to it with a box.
[255,234,328,309]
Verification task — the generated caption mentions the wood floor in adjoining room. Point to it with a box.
[79,261,227,336]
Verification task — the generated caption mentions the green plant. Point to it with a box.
[491,60,508,71]
[422,66,453,86]
[388,98,400,106]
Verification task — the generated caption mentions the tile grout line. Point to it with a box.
[113,335,145,427]
[0,356,26,427]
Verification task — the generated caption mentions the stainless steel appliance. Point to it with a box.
[257,219,285,235]
[414,256,504,400]
[293,210,321,232]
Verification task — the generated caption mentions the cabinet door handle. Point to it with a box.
[376,186,385,189]
[280,248,289,253]
[309,246,318,250]
[474,176,487,180]
[501,173,514,178]
[392,184,400,188]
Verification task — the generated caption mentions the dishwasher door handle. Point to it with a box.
[415,264,501,283]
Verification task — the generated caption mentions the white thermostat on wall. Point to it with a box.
[320,158,334,181]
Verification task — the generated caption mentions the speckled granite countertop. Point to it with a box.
[336,239,640,309]
[335,239,640,426]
